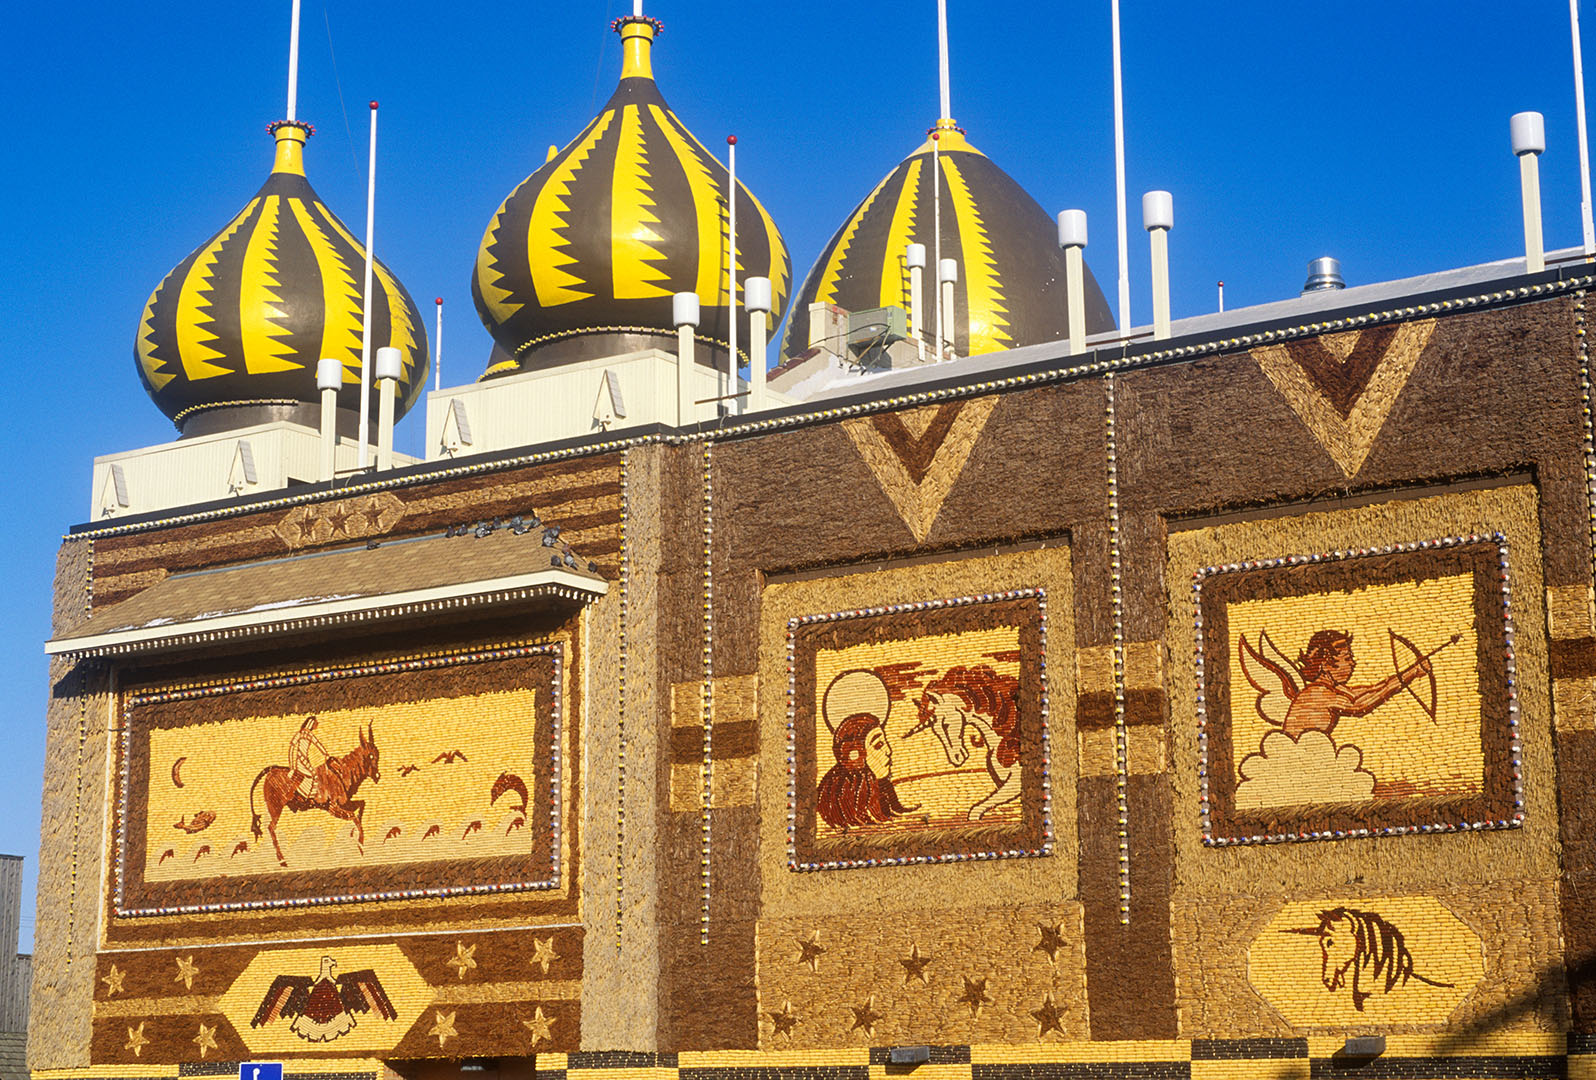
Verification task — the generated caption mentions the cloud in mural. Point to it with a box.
[1235,730,1375,808]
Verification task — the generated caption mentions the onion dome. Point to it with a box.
[472,16,791,376]
[782,119,1114,359]
[135,122,429,436]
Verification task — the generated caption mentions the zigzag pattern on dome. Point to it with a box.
[783,121,1115,360]
[471,16,791,376]
[136,122,429,433]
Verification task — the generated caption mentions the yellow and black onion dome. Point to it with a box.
[136,121,429,436]
[472,16,790,376]
[783,120,1114,359]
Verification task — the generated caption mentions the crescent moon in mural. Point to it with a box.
[171,757,187,788]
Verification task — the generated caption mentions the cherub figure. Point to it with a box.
[1238,629,1439,740]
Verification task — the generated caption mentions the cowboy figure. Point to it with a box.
[289,716,332,802]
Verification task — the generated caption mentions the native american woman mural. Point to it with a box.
[1197,537,1520,843]
[116,645,562,914]
[789,592,1048,870]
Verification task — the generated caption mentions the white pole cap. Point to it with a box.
[1142,190,1173,231]
[316,357,343,392]
[1511,111,1546,156]
[375,345,402,382]
[1057,209,1088,248]
[906,243,927,269]
[939,258,959,283]
[744,276,772,313]
[673,291,701,327]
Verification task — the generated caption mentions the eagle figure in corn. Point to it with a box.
[251,955,397,1042]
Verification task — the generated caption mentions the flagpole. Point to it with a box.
[434,297,444,392]
[1111,0,1130,332]
[1573,0,1595,255]
[286,0,301,121]
[357,101,378,468]
[726,135,739,413]
[937,0,952,120]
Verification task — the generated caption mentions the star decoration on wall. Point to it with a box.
[850,996,882,1037]
[173,955,199,990]
[768,1001,799,1037]
[796,933,825,971]
[192,1022,218,1058]
[959,974,991,1018]
[531,936,560,974]
[124,1022,149,1057]
[430,1010,459,1047]
[900,944,933,985]
[447,942,478,979]
[1031,992,1065,1037]
[101,964,125,997]
[1034,922,1067,963]
[522,1006,555,1045]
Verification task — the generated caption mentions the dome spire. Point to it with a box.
[937,0,953,123]
[285,0,302,123]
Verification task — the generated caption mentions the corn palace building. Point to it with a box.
[31,8,1596,1080]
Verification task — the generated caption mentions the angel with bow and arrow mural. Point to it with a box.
[1232,625,1465,806]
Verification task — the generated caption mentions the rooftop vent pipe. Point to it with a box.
[1302,257,1345,293]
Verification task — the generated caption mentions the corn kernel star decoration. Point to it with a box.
[1031,992,1065,1037]
[796,933,825,971]
[768,1001,799,1037]
[900,944,933,985]
[174,955,199,990]
[530,936,559,974]
[430,1009,458,1047]
[101,964,125,996]
[192,1022,219,1058]
[447,942,478,979]
[959,974,991,1018]
[522,1006,555,1045]
[850,996,882,1037]
[1034,923,1067,963]
[124,1022,149,1057]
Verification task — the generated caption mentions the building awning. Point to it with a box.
[46,528,608,658]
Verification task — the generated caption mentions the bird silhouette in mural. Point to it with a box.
[422,824,442,840]
[399,764,421,777]
[251,956,397,1042]
[193,845,212,861]
[158,848,175,864]
[384,826,402,842]
[231,841,250,857]
[433,749,468,764]
[462,820,483,839]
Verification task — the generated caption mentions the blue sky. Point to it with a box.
[2,1,1592,949]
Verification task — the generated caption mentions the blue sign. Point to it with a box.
[241,1064,284,1080]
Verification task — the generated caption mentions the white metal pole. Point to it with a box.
[1111,0,1130,332]
[286,0,301,122]
[933,133,944,357]
[1573,0,1595,255]
[357,101,378,468]
[434,297,443,392]
[937,0,952,120]
[1217,281,1225,313]
[726,136,738,413]
[1514,112,1547,274]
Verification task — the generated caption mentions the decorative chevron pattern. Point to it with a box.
[174,199,258,382]
[135,124,428,427]
[527,113,611,308]
[470,18,789,372]
[817,174,890,308]
[783,128,1114,361]
[652,104,727,304]
[842,396,999,542]
[879,158,923,311]
[941,156,1011,354]
[612,105,671,300]
[290,198,365,379]
[238,195,300,375]
[1251,319,1438,477]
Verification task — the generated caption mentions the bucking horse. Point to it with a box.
[249,723,381,866]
